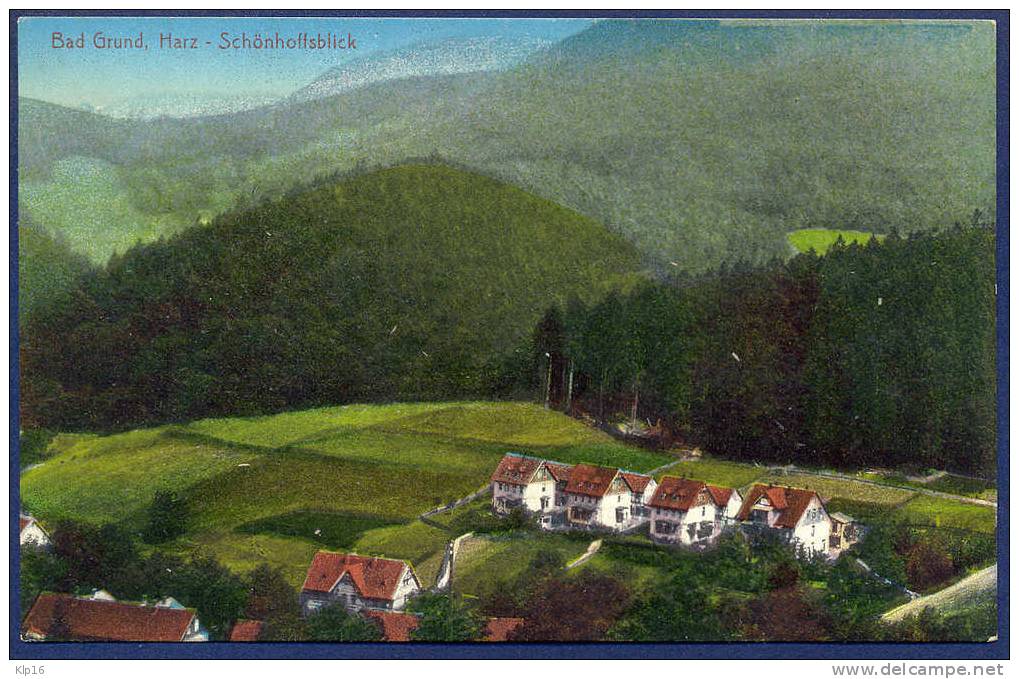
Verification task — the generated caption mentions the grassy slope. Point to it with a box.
[21,401,670,586]
[787,228,887,254]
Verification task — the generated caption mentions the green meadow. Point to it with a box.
[787,228,886,254]
[20,401,671,586]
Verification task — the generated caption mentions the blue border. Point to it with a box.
[9,7,1009,661]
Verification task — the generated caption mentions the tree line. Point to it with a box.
[529,223,996,476]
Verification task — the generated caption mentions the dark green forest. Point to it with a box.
[19,163,642,429]
[538,220,996,476]
[20,153,995,476]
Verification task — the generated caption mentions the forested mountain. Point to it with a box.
[549,223,996,476]
[19,19,995,280]
[18,216,92,321]
[19,164,643,429]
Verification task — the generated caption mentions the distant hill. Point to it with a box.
[290,35,549,104]
[20,164,644,429]
[18,19,995,285]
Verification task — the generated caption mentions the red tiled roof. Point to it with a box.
[545,462,573,482]
[22,593,196,642]
[648,477,711,511]
[364,610,420,642]
[229,619,264,642]
[736,484,820,528]
[620,472,653,494]
[491,454,542,486]
[483,617,524,642]
[706,485,734,506]
[301,551,409,600]
[20,516,31,533]
[564,463,619,497]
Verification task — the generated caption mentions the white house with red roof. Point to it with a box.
[490,453,560,515]
[647,477,742,547]
[19,514,50,549]
[490,454,655,532]
[735,484,832,557]
[299,551,421,615]
[22,592,206,642]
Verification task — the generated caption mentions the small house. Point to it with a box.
[300,551,421,615]
[19,514,50,549]
[363,610,420,641]
[736,484,832,557]
[228,619,264,642]
[647,477,742,547]
[22,592,206,642]
[828,512,861,553]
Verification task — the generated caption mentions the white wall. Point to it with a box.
[791,496,831,557]
[20,523,49,547]
[391,565,421,611]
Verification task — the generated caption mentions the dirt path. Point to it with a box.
[645,460,682,476]
[880,564,997,623]
[565,539,603,570]
[771,465,996,508]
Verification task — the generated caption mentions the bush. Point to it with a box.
[306,604,381,642]
[906,538,955,592]
[142,490,188,544]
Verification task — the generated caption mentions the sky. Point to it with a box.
[17,17,593,111]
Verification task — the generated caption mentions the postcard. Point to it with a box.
[11,10,1006,663]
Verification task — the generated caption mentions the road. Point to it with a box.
[770,465,996,508]
[880,564,997,623]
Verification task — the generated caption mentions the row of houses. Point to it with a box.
[22,549,517,643]
[20,452,861,643]
[490,453,859,556]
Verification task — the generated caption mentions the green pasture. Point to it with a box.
[787,228,886,254]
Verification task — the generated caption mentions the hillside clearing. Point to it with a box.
[20,401,671,584]
[787,228,886,254]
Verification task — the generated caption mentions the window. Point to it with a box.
[811,525,815,536]
[702,506,706,517]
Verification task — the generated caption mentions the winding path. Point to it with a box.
[767,465,996,508]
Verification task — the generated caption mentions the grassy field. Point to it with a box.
[660,457,766,489]
[787,228,886,254]
[20,401,671,585]
[894,495,997,534]
[882,565,996,624]
[452,532,591,599]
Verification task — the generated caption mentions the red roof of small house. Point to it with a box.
[736,484,820,528]
[491,454,542,486]
[648,477,711,511]
[301,551,410,600]
[483,617,524,642]
[706,485,735,506]
[20,516,31,533]
[364,610,420,642]
[620,472,653,494]
[229,619,264,642]
[545,462,573,482]
[22,593,196,642]
[564,463,620,497]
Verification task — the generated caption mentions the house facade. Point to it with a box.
[20,514,50,548]
[22,592,206,642]
[490,454,655,532]
[736,484,832,557]
[647,477,742,547]
[491,454,558,514]
[300,551,421,615]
